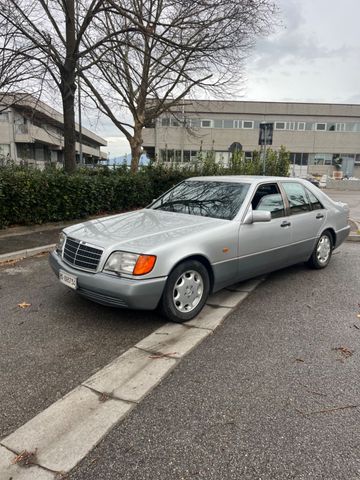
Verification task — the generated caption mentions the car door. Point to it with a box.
[280,181,326,262]
[237,182,293,280]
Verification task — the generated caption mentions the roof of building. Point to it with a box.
[0,93,107,146]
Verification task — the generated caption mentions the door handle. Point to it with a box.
[316,213,324,219]
[281,221,291,227]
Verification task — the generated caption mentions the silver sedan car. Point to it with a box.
[49,176,350,322]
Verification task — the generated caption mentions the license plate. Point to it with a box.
[59,270,77,290]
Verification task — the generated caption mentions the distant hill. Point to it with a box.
[100,153,150,167]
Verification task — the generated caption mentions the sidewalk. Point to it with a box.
[0,217,100,256]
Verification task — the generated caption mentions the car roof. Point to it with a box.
[187,175,308,184]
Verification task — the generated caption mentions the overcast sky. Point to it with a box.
[89,0,360,157]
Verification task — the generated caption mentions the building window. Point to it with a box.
[235,120,242,128]
[287,122,296,130]
[201,119,212,128]
[161,117,170,127]
[315,123,327,131]
[0,112,9,123]
[275,122,285,130]
[297,122,305,130]
[189,118,201,128]
[328,123,336,131]
[244,151,252,160]
[223,120,234,128]
[345,123,358,132]
[243,121,254,129]
[170,118,180,127]
[0,144,10,159]
[213,119,223,128]
[336,123,346,132]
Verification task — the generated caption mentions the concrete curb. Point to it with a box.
[0,244,56,264]
[347,235,360,242]
[347,218,360,242]
[0,277,264,478]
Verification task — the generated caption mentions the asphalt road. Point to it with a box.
[0,254,165,439]
[69,242,360,480]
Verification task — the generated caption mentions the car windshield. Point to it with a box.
[150,180,250,220]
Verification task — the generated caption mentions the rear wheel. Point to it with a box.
[161,260,210,323]
[307,231,333,269]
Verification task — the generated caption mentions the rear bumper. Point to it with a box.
[49,251,167,310]
[335,225,351,248]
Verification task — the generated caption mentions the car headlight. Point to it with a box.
[104,252,156,276]
[56,232,66,254]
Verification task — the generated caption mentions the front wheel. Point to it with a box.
[307,231,333,269]
[160,260,210,323]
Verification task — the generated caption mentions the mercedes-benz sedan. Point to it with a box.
[49,176,350,322]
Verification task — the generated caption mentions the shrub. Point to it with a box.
[0,148,289,228]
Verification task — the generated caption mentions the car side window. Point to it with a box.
[251,183,285,218]
[305,188,324,210]
[282,182,311,215]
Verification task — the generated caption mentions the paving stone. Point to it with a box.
[135,323,210,359]
[207,289,248,307]
[83,347,177,403]
[0,445,53,480]
[2,386,133,473]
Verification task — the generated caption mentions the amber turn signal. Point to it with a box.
[133,255,157,275]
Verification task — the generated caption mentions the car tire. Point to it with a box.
[160,260,210,323]
[307,231,333,269]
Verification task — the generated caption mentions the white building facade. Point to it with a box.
[0,94,107,168]
[142,100,360,177]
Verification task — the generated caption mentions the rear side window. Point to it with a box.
[252,183,285,218]
[282,182,311,215]
[305,188,324,210]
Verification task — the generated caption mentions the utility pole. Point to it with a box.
[259,122,274,175]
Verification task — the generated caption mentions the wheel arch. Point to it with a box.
[322,227,336,248]
[170,254,215,293]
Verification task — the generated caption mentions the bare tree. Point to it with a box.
[82,0,276,171]
[0,0,118,173]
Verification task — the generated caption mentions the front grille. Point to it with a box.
[63,237,103,272]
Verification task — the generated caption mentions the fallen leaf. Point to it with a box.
[99,392,110,402]
[334,346,353,358]
[18,302,32,309]
[12,449,37,468]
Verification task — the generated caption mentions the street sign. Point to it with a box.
[258,123,274,146]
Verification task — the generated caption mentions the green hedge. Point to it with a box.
[0,147,290,228]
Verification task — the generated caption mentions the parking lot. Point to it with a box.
[1,242,360,478]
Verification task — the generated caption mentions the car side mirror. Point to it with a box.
[243,209,271,224]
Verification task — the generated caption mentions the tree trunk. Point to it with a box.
[61,79,77,174]
[62,0,77,174]
[130,126,143,173]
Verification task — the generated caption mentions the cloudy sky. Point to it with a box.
[89,0,360,158]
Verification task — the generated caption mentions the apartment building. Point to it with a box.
[142,100,360,177]
[0,94,107,167]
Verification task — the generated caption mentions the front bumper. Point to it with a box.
[49,251,167,310]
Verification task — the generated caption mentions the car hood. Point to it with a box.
[63,209,226,252]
